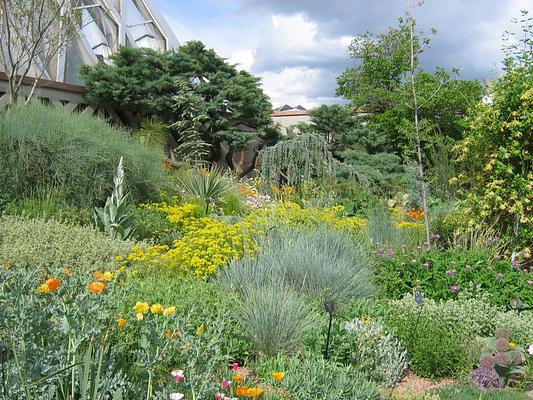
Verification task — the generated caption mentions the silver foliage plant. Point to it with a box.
[94,157,136,240]
[345,318,408,387]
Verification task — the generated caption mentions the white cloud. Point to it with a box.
[228,49,255,71]
[253,13,352,71]
[259,66,343,108]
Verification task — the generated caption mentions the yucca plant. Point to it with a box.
[176,166,235,214]
[94,157,136,240]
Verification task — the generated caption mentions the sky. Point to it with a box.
[153,0,532,109]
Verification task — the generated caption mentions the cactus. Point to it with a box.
[94,157,136,240]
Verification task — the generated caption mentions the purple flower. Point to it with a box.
[220,378,231,390]
[495,328,509,339]
[494,351,510,366]
[495,273,504,281]
[423,261,432,269]
[377,249,385,257]
[495,338,510,352]
[512,259,521,269]
[470,367,499,389]
[480,355,495,369]
[431,232,441,240]
[446,269,457,277]
[387,248,395,257]
[511,351,523,366]
[450,285,460,293]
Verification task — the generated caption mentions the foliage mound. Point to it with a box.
[0,103,167,209]
[0,215,134,272]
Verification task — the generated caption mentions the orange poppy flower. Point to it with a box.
[87,281,106,295]
[271,371,285,382]
[232,374,242,384]
[235,386,249,396]
[46,278,61,292]
[247,387,264,398]
[117,318,126,328]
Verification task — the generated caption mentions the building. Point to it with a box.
[1,0,179,85]
[271,104,312,134]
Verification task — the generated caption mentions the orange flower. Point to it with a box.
[87,281,106,295]
[247,387,264,398]
[64,268,73,277]
[46,278,61,292]
[271,371,285,382]
[117,318,126,328]
[232,374,243,384]
[164,330,179,338]
[94,271,114,281]
[235,385,249,396]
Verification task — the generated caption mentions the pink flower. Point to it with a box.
[215,394,225,400]
[221,377,231,389]
[232,362,239,372]
[170,394,184,400]
[171,370,185,383]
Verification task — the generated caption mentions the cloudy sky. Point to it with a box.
[153,0,531,108]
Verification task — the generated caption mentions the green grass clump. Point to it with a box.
[0,103,168,209]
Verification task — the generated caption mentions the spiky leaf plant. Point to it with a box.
[176,166,235,214]
[94,157,136,240]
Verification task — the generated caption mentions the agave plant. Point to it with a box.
[94,157,136,240]
[176,166,235,214]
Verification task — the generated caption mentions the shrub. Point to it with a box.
[254,353,381,400]
[386,298,471,378]
[0,215,133,272]
[345,317,407,386]
[389,291,533,347]
[430,385,531,400]
[375,248,533,307]
[0,103,167,209]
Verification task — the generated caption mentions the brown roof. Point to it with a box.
[271,110,309,117]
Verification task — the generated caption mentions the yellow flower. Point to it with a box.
[150,304,164,314]
[232,374,242,384]
[272,371,285,382]
[163,306,176,317]
[196,324,205,335]
[117,318,126,328]
[114,255,123,262]
[136,313,144,321]
[247,387,264,398]
[361,315,370,324]
[134,302,150,314]
[509,341,516,348]
[37,283,50,293]
[94,271,114,281]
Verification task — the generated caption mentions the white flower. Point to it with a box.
[528,344,533,356]
[169,393,184,400]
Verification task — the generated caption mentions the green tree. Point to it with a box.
[336,20,484,159]
[454,11,533,238]
[296,104,412,194]
[80,42,277,171]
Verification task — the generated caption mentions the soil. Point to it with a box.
[386,370,457,399]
